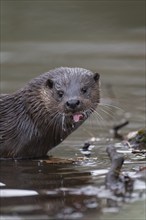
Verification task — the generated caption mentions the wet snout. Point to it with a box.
[66,99,81,110]
[64,99,85,123]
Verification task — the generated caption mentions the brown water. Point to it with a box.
[0,1,145,219]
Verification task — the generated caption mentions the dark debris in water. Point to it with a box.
[105,127,146,199]
[80,142,95,158]
[112,119,146,153]
[105,144,134,197]
[113,120,129,140]
[128,129,146,151]
[0,125,145,219]
[82,142,91,151]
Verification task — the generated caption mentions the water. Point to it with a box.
[0,1,145,219]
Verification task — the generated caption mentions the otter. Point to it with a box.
[0,67,100,159]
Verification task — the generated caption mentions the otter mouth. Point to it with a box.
[70,113,85,123]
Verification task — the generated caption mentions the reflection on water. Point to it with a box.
[0,0,145,219]
[0,157,145,220]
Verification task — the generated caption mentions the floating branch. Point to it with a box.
[113,120,129,140]
[105,145,133,197]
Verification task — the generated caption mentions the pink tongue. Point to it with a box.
[73,114,83,123]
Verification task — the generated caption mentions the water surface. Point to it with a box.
[0,1,145,219]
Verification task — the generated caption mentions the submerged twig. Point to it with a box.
[113,120,129,140]
[105,145,133,197]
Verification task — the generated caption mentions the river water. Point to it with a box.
[0,1,145,220]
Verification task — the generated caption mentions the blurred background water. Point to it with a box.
[0,0,145,219]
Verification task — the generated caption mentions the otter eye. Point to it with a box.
[57,90,64,98]
[81,87,87,94]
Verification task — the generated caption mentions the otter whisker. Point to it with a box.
[98,105,115,114]
[98,107,116,119]
[83,107,105,131]
[99,103,123,111]
[84,109,95,129]
[91,113,106,129]
[90,108,104,121]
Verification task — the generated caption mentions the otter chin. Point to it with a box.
[0,67,100,159]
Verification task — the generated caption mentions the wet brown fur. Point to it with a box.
[0,67,100,159]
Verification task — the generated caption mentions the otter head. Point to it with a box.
[42,67,100,125]
[0,67,100,158]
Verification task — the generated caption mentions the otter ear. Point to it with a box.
[93,73,100,81]
[46,78,54,89]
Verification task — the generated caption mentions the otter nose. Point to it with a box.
[66,99,80,109]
